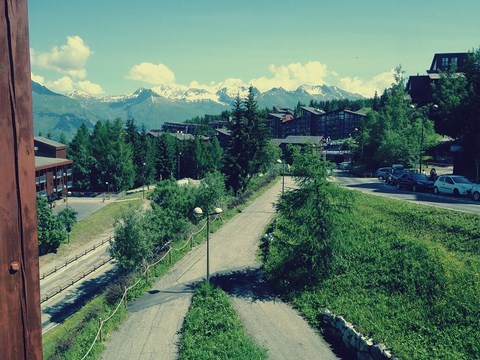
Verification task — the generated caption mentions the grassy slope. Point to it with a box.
[288,192,480,359]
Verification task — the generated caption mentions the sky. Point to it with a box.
[27,0,480,98]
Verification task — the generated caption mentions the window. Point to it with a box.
[441,57,449,67]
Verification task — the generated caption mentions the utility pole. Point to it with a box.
[0,1,43,358]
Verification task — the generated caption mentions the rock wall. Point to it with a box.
[319,309,399,360]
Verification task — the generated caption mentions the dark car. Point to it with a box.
[396,173,434,192]
[385,168,407,185]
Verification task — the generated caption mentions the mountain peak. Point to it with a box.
[66,90,96,100]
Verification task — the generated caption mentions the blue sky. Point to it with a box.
[28,0,480,98]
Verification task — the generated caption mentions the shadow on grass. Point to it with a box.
[211,267,278,302]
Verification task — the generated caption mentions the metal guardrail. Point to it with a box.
[40,237,112,281]
[41,257,114,304]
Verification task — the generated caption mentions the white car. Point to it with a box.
[433,175,473,197]
[472,184,480,201]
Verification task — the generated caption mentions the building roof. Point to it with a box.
[215,128,231,136]
[34,136,66,149]
[301,106,325,115]
[322,109,367,117]
[170,132,195,141]
[271,136,323,146]
[35,156,72,170]
[268,113,285,119]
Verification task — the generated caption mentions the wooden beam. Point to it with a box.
[0,0,43,358]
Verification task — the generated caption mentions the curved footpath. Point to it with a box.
[101,178,338,360]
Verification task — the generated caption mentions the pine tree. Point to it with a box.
[68,123,92,190]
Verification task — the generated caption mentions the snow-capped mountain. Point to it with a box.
[32,80,364,139]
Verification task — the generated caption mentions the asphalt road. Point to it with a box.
[101,177,339,360]
[334,171,480,214]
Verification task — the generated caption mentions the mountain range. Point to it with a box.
[31,81,364,139]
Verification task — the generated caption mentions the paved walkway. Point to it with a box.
[101,178,338,360]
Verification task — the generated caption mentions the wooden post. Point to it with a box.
[0,1,43,359]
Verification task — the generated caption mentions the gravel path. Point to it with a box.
[101,178,338,360]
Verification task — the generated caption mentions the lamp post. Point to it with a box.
[276,159,285,196]
[193,206,223,284]
[142,162,146,198]
[411,104,438,174]
[106,181,109,200]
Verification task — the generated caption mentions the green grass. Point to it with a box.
[178,283,267,360]
[269,190,480,359]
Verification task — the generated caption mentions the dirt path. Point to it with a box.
[101,178,338,360]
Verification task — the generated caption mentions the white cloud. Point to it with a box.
[46,76,75,92]
[44,76,104,95]
[77,80,104,95]
[127,62,176,85]
[250,61,329,92]
[338,70,395,98]
[31,73,45,85]
[30,36,93,79]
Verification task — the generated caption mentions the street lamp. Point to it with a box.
[106,181,109,200]
[142,162,146,198]
[193,206,223,284]
[276,159,285,196]
[411,104,438,174]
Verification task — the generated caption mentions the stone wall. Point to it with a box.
[319,309,399,360]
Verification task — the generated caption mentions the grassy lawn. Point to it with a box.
[272,190,480,359]
[178,283,267,360]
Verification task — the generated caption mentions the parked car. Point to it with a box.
[375,167,391,180]
[385,168,407,185]
[396,173,435,192]
[433,175,474,197]
[471,184,480,201]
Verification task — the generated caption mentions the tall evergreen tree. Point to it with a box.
[154,133,177,179]
[223,88,271,193]
[224,94,249,193]
[67,123,92,190]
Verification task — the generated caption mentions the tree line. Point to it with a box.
[67,118,224,192]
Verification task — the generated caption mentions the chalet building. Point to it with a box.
[319,109,365,140]
[407,52,468,106]
[265,107,294,138]
[34,137,73,199]
[280,107,324,138]
[214,128,231,150]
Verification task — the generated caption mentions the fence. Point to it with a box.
[40,237,112,281]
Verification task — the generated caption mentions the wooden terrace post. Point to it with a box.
[0,1,43,358]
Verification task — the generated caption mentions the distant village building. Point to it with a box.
[34,137,73,199]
